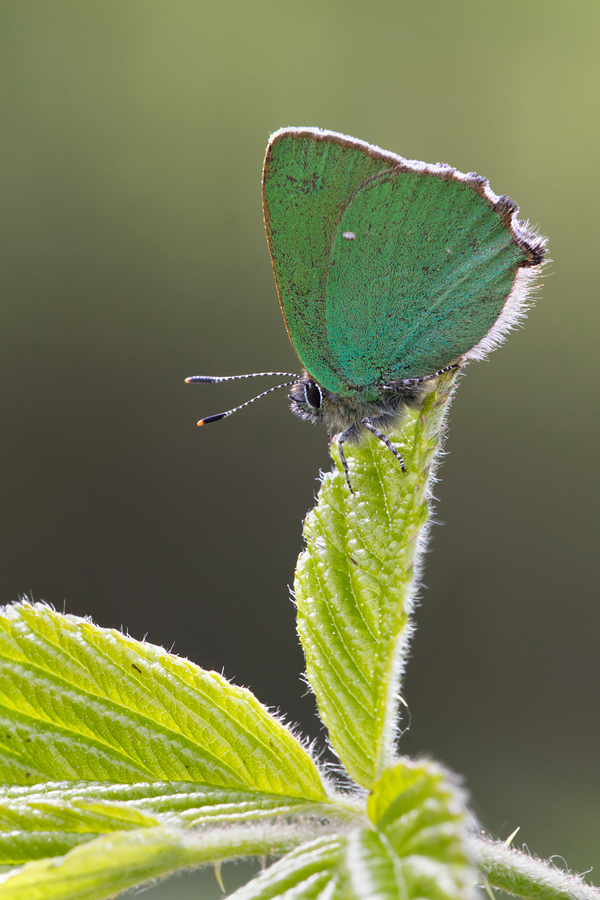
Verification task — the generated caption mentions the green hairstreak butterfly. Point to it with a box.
[187,128,546,490]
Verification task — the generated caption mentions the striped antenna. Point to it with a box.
[186,372,300,384]
[185,372,301,427]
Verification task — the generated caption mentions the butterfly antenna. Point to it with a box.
[186,371,299,384]
[188,379,299,426]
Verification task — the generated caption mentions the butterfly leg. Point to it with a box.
[383,362,461,392]
[411,362,461,384]
[362,418,407,474]
[336,429,356,494]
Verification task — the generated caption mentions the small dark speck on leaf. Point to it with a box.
[132,663,141,673]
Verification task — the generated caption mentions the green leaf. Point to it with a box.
[295,372,458,787]
[0,603,337,894]
[337,822,472,900]
[0,602,325,801]
[0,826,197,900]
[0,821,335,900]
[367,759,475,900]
[0,781,332,865]
[229,758,476,900]
[227,836,343,900]
[341,826,411,900]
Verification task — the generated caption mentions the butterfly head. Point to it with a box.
[289,377,326,424]
[289,372,432,436]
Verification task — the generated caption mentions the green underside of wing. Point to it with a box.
[264,131,528,395]
[327,170,525,386]
[264,132,390,393]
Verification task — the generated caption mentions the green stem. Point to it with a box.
[471,838,600,900]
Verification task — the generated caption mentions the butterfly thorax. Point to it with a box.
[289,373,434,443]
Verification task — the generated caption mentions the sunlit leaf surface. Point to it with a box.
[295,373,458,787]
[0,781,328,865]
[0,603,325,800]
[229,758,475,900]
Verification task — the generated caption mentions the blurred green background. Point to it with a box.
[0,0,598,894]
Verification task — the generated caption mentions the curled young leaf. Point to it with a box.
[295,372,458,788]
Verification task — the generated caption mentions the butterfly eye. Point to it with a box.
[304,382,322,409]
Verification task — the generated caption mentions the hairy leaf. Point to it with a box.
[295,372,458,787]
[228,836,343,900]
[229,758,476,900]
[0,781,332,865]
[0,603,325,801]
[367,759,476,900]
[0,821,334,900]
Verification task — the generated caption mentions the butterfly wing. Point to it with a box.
[263,128,394,394]
[263,128,545,395]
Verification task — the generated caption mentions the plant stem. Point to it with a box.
[471,837,600,900]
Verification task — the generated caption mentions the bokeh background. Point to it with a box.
[1,1,598,895]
